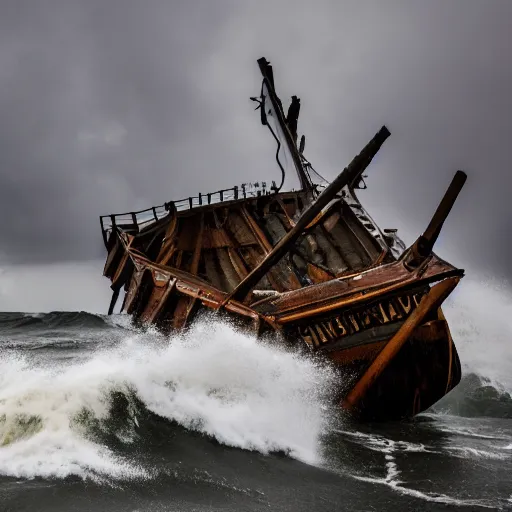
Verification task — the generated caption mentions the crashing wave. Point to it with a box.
[0,319,336,481]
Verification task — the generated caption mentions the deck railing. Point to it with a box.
[99,182,273,247]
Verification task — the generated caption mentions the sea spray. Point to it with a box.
[433,275,512,416]
[444,274,512,390]
[0,351,145,481]
[0,318,336,480]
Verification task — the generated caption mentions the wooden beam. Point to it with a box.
[156,205,178,264]
[211,211,249,280]
[225,125,391,303]
[405,170,467,269]
[342,276,460,413]
[240,206,272,253]
[190,213,205,275]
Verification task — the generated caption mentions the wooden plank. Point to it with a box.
[405,171,467,269]
[256,254,461,321]
[226,126,391,303]
[123,270,144,314]
[140,278,177,324]
[156,213,178,264]
[240,206,272,253]
[212,211,248,281]
[342,276,460,413]
[190,214,205,275]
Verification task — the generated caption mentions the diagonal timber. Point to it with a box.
[404,170,467,269]
[225,125,391,303]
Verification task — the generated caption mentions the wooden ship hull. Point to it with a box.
[100,58,467,422]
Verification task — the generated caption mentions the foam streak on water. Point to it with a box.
[333,426,508,510]
[0,319,335,480]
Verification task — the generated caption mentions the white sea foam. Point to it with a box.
[443,274,512,392]
[0,318,335,480]
[432,422,511,441]
[334,426,510,508]
[334,429,436,454]
[353,472,497,509]
[339,430,498,509]
[447,446,508,461]
[104,312,135,330]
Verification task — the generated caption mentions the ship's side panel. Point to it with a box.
[339,317,461,421]
[280,285,461,421]
[102,188,401,321]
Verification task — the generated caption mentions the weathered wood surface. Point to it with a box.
[342,276,460,413]
[404,170,467,269]
[98,57,467,422]
[291,285,430,351]
[226,125,391,303]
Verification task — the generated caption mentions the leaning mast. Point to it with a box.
[255,57,314,193]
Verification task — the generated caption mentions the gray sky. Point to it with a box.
[0,0,511,310]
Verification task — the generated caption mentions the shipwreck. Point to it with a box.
[100,58,467,421]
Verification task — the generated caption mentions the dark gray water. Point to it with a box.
[0,310,511,511]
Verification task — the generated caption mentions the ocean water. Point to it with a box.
[0,278,511,511]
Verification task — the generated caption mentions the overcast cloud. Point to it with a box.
[0,0,511,311]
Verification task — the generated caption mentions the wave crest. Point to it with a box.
[0,311,114,330]
[0,319,336,480]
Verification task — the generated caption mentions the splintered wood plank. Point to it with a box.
[140,278,177,324]
[306,263,333,283]
[159,247,177,267]
[173,250,183,269]
[276,198,297,228]
[103,239,120,277]
[173,296,198,330]
[227,247,249,279]
[212,211,248,281]
[190,214,205,275]
[217,248,239,291]
[240,206,272,253]
[202,250,221,289]
[156,214,178,264]
[112,252,129,284]
[226,211,258,246]
[123,270,145,314]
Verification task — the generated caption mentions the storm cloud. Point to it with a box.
[0,0,511,285]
